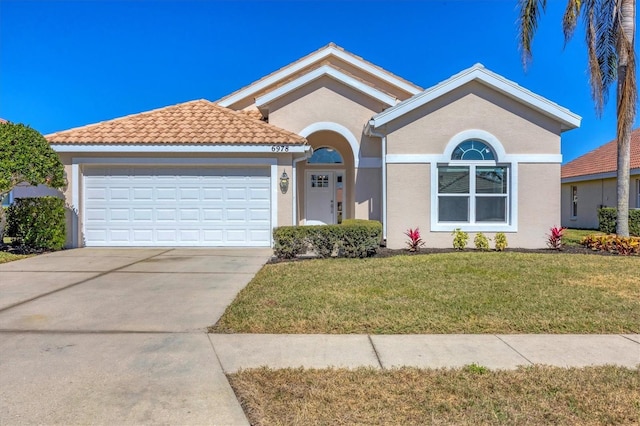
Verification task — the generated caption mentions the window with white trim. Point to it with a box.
[437,140,509,224]
[571,185,578,218]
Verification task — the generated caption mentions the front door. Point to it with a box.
[305,171,336,225]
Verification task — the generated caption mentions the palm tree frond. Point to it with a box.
[518,0,547,68]
[585,6,606,114]
[562,0,582,43]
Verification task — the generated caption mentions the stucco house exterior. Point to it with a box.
[36,43,580,248]
[561,128,640,229]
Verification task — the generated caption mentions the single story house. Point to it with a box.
[34,43,581,248]
[561,128,640,229]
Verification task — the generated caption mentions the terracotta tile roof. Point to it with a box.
[45,99,306,145]
[218,42,422,106]
[0,118,7,123]
[562,128,640,178]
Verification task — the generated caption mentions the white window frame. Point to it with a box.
[570,185,578,218]
[430,130,518,232]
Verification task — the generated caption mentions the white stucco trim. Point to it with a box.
[292,155,308,224]
[255,65,398,108]
[428,131,519,233]
[53,144,310,154]
[387,153,561,164]
[71,163,79,247]
[299,122,366,168]
[70,157,279,248]
[218,44,421,107]
[370,64,581,131]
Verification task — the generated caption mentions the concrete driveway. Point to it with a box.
[0,247,270,425]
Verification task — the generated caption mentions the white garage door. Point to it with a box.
[83,166,272,247]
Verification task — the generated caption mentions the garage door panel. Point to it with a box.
[83,166,272,246]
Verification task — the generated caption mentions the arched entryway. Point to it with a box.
[297,124,356,225]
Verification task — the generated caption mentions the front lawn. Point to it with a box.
[0,251,28,264]
[562,228,604,246]
[212,252,640,334]
[229,365,640,425]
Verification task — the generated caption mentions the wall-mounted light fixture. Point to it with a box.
[279,170,290,194]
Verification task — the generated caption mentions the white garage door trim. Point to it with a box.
[71,158,278,247]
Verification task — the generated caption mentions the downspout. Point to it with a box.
[366,120,388,243]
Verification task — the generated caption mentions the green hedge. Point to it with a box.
[598,207,640,236]
[6,197,66,250]
[273,220,382,259]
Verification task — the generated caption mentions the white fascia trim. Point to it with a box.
[255,65,397,108]
[72,157,278,166]
[53,144,310,154]
[561,168,640,183]
[387,153,562,164]
[218,45,421,107]
[371,65,581,130]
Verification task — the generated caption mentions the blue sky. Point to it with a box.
[0,0,637,163]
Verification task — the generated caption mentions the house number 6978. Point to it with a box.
[271,145,289,152]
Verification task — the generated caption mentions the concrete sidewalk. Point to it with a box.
[210,333,640,373]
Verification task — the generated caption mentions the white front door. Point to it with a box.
[305,171,335,225]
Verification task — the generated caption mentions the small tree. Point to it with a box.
[0,122,66,240]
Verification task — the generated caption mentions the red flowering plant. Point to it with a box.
[405,227,425,252]
[547,226,566,250]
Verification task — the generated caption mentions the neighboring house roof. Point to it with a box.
[562,128,640,180]
[46,99,306,145]
[0,118,7,123]
[218,42,423,109]
[369,63,581,132]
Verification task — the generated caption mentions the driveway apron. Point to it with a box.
[0,247,270,425]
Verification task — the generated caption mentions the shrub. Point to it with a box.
[494,232,508,251]
[341,219,382,258]
[474,232,490,251]
[273,220,382,260]
[306,225,342,258]
[404,227,425,252]
[581,234,640,255]
[546,226,566,250]
[598,207,640,236]
[273,226,307,259]
[451,228,469,250]
[6,197,66,250]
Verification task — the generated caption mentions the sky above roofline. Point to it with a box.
[0,0,638,163]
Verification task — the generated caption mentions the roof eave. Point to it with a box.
[370,64,581,131]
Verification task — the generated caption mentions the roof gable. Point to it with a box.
[218,43,422,109]
[370,64,581,131]
[254,64,399,113]
[46,99,306,145]
[562,128,640,179]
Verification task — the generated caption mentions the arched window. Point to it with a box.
[451,140,495,161]
[307,147,343,164]
[438,139,508,224]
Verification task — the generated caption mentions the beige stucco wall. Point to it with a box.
[561,175,640,230]
[386,163,430,249]
[56,152,297,248]
[385,82,561,156]
[267,77,384,224]
[383,81,564,249]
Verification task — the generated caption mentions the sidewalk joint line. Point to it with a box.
[0,248,175,314]
[494,335,534,365]
[619,334,640,344]
[368,335,384,370]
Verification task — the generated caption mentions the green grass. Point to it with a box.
[229,365,640,425]
[563,228,604,246]
[212,252,640,334]
[0,251,28,264]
